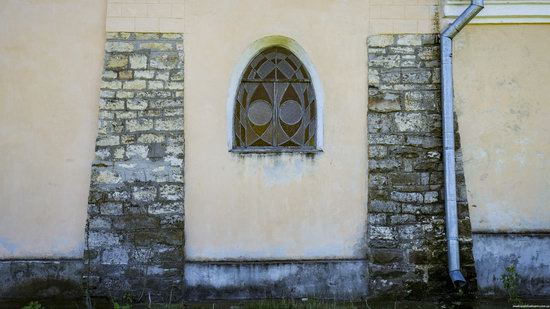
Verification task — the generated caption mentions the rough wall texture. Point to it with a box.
[85,32,184,302]
[367,34,476,298]
[0,260,83,299]
[473,233,550,297]
[185,261,368,301]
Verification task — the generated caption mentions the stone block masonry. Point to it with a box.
[367,34,476,299]
[85,32,184,302]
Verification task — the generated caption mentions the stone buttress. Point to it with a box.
[366,34,476,298]
[85,32,185,302]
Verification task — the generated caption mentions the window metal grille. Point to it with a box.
[233,47,317,152]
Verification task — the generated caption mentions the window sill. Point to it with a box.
[230,148,323,155]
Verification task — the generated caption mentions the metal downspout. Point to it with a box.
[440,0,484,288]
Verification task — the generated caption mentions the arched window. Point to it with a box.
[233,47,317,152]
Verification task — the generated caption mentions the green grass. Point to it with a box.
[184,299,383,309]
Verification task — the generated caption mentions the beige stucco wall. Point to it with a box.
[106,0,184,33]
[5,0,545,261]
[454,25,550,232]
[370,0,439,34]
[0,0,105,258]
[184,0,371,260]
[107,0,438,35]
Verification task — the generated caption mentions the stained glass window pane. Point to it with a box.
[233,47,316,152]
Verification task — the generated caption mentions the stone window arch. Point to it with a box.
[232,46,318,153]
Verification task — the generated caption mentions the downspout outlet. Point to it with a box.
[450,270,467,288]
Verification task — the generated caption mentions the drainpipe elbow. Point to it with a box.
[441,1,484,39]
[472,0,485,8]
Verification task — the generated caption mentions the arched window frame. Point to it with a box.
[227,36,324,153]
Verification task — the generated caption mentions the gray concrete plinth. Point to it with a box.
[184,260,368,301]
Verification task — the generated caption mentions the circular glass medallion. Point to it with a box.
[279,100,302,125]
[248,100,272,126]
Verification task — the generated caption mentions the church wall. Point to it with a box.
[0,0,106,299]
[453,25,550,234]
[5,0,550,302]
[0,0,105,259]
[369,0,440,35]
[453,24,550,297]
[183,0,370,261]
[106,0,184,33]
